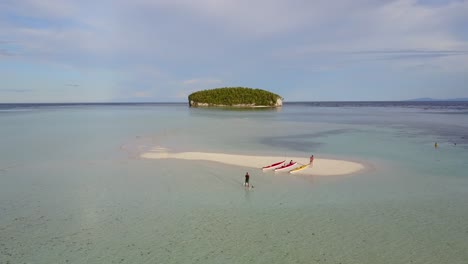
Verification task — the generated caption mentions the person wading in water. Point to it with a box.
[244,172,250,187]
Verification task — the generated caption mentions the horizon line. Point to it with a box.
[1,99,468,104]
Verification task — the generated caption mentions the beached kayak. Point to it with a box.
[289,164,309,173]
[274,162,297,172]
[262,160,285,171]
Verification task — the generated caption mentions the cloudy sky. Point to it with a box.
[1,0,467,102]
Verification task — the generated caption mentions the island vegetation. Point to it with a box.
[188,87,283,108]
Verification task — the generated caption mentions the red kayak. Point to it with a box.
[274,162,297,172]
[262,160,285,171]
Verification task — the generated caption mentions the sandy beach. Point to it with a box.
[141,147,365,176]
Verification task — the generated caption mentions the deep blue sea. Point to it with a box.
[1,101,468,263]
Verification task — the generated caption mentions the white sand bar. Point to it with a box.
[141,150,365,176]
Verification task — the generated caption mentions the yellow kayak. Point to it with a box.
[289,164,309,173]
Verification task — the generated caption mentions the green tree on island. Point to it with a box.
[188,87,283,107]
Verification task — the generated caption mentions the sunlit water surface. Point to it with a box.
[1,102,468,264]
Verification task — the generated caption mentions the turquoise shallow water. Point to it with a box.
[1,103,468,263]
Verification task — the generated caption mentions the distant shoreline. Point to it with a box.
[1,101,467,111]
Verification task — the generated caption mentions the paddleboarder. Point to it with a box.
[244,172,250,187]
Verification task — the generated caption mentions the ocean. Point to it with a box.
[1,102,468,263]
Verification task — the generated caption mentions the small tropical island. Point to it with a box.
[188,87,283,108]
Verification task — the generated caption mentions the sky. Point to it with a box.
[0,0,467,103]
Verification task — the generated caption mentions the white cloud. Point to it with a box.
[268,0,468,72]
[182,78,223,86]
[1,0,78,19]
[1,0,467,102]
[133,91,151,98]
[175,90,190,99]
[131,0,315,36]
[4,0,467,67]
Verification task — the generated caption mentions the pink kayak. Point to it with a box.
[274,162,297,172]
[262,160,285,171]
